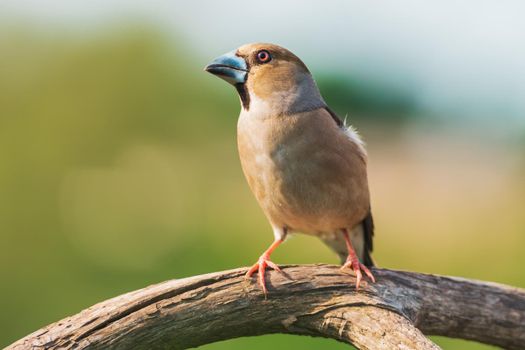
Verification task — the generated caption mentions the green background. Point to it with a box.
[1,6,524,349]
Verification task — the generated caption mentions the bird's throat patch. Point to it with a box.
[235,83,250,110]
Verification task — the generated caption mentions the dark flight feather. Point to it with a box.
[324,106,344,128]
[361,210,375,267]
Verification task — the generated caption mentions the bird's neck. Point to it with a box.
[241,73,326,119]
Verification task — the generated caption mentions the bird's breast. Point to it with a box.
[237,108,369,234]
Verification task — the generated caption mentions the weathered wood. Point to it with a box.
[6,265,525,350]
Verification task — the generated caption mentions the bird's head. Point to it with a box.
[205,43,325,115]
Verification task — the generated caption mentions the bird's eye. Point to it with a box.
[256,50,272,64]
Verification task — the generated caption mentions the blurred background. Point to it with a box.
[1,1,524,349]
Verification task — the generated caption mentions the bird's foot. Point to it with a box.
[341,256,375,290]
[245,254,282,295]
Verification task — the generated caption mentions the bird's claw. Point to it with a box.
[245,255,282,295]
[341,258,375,290]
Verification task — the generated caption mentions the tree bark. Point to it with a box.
[6,265,525,350]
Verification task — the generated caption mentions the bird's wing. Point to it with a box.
[321,107,375,267]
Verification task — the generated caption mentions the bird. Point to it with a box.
[205,43,375,294]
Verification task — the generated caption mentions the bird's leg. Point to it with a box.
[245,238,283,295]
[341,229,375,289]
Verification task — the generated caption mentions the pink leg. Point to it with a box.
[341,229,375,289]
[245,239,283,295]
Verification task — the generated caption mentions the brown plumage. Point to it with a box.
[206,43,375,293]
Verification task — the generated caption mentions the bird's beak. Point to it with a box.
[204,51,248,85]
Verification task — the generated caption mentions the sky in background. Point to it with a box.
[2,0,525,126]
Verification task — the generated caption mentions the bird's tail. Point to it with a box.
[362,248,375,267]
[361,211,375,267]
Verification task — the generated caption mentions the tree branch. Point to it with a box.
[7,265,525,350]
